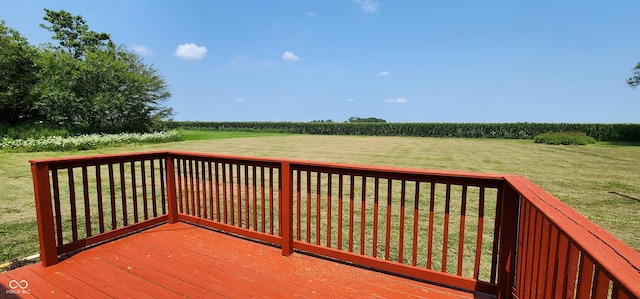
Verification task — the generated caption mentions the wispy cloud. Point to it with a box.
[377,71,389,76]
[175,43,208,60]
[354,0,380,13]
[230,55,251,64]
[385,98,407,104]
[346,98,356,102]
[235,98,245,102]
[132,45,152,56]
[308,12,317,17]
[282,51,301,62]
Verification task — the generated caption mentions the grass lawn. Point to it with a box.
[1,131,639,265]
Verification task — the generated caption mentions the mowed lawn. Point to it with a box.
[1,132,639,264]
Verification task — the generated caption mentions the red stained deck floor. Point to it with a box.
[1,222,493,298]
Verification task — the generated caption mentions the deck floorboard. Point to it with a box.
[1,222,493,298]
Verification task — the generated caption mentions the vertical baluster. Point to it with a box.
[68,167,78,241]
[180,159,187,214]
[141,160,148,220]
[150,159,158,217]
[349,175,355,252]
[442,183,451,272]
[563,242,580,298]
[473,187,485,279]
[202,160,208,219]
[269,167,274,234]
[108,164,117,229]
[222,162,228,224]
[215,162,221,221]
[260,166,266,232]
[372,177,379,258]
[576,254,596,299]
[360,176,366,255]
[338,174,344,250]
[296,170,301,240]
[236,164,242,226]
[385,178,392,261]
[208,161,214,220]
[427,183,435,269]
[398,180,406,263]
[176,159,184,214]
[490,188,503,283]
[457,185,467,275]
[244,164,250,229]
[326,173,332,248]
[81,166,92,237]
[531,211,544,296]
[190,159,197,217]
[536,218,552,296]
[412,181,420,267]
[306,171,312,243]
[190,160,202,218]
[131,161,139,223]
[591,267,611,298]
[96,165,105,233]
[543,225,560,298]
[119,163,128,226]
[229,163,235,225]
[51,170,63,245]
[316,171,321,245]
[252,166,257,230]
[159,158,166,215]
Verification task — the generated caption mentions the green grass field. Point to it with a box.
[1,130,639,265]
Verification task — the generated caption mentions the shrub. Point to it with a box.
[534,132,596,145]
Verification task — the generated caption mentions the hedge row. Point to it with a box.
[165,121,640,142]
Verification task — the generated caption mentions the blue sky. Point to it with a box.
[2,1,639,123]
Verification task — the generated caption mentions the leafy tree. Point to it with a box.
[0,21,40,125]
[39,8,111,59]
[628,61,640,89]
[348,116,386,123]
[32,9,172,133]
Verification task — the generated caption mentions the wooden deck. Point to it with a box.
[1,222,493,298]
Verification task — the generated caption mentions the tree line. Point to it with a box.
[0,9,172,134]
[166,121,640,142]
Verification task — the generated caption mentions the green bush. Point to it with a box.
[534,132,596,145]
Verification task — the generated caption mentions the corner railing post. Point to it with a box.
[281,161,294,256]
[166,153,179,224]
[30,161,58,266]
[496,180,521,299]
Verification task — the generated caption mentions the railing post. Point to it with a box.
[280,161,294,256]
[30,162,58,266]
[497,181,520,299]
[165,154,179,224]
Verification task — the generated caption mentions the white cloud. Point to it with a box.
[377,71,389,76]
[354,0,380,13]
[385,98,408,104]
[346,98,356,102]
[175,43,208,60]
[282,51,301,62]
[132,45,152,56]
[235,98,245,102]
[308,12,317,17]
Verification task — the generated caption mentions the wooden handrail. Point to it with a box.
[29,151,640,298]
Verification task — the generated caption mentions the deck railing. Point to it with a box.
[30,150,640,298]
